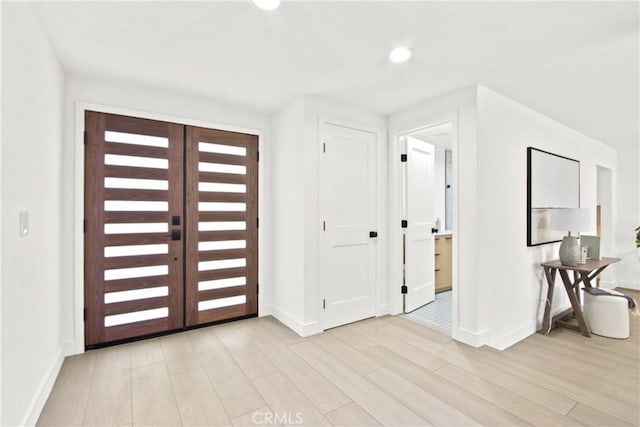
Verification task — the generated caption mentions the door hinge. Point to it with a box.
[323,143,326,153]
[257,151,260,162]
[83,308,87,321]
[257,283,259,295]
[83,219,87,233]
[323,221,326,231]
[401,220,408,228]
[322,299,326,309]
[401,285,408,294]
[401,154,407,162]
[84,130,88,145]
[257,217,259,228]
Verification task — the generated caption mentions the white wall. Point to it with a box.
[389,87,483,345]
[476,86,617,349]
[63,75,271,353]
[612,139,639,288]
[269,97,306,331]
[597,166,614,284]
[0,2,4,422]
[1,3,66,425]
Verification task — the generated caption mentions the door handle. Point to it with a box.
[170,229,181,241]
[369,231,378,238]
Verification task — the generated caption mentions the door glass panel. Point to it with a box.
[198,258,245,271]
[104,201,169,211]
[198,277,246,291]
[104,223,168,234]
[198,295,246,311]
[105,307,168,327]
[105,131,169,148]
[198,162,246,174]
[198,240,246,251]
[199,142,246,156]
[198,182,246,193]
[105,244,169,257]
[198,222,246,231]
[105,177,169,190]
[104,265,169,281]
[105,154,169,169]
[198,202,246,212]
[105,286,168,303]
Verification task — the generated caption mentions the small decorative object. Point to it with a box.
[580,247,588,264]
[550,208,590,267]
[435,217,441,233]
[580,235,601,260]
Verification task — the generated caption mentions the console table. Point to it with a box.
[540,257,620,337]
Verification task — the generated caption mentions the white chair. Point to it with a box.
[583,289,630,339]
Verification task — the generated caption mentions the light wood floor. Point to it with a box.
[38,303,639,426]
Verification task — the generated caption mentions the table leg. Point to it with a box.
[573,270,581,305]
[580,272,593,288]
[541,267,556,334]
[559,269,591,337]
[588,266,607,285]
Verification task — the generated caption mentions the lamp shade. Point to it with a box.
[549,208,590,232]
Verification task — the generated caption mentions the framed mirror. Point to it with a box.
[527,147,580,246]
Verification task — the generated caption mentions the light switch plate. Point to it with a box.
[19,211,29,236]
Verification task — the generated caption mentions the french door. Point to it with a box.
[84,111,258,347]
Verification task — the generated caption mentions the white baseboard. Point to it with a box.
[270,305,323,337]
[489,322,536,350]
[23,346,66,426]
[452,326,490,348]
[612,281,640,291]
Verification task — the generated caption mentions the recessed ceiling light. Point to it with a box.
[252,0,281,11]
[389,47,412,63]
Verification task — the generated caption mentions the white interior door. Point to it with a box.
[320,122,377,330]
[404,136,435,312]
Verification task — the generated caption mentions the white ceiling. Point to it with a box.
[33,1,639,149]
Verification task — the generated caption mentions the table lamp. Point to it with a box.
[549,208,590,267]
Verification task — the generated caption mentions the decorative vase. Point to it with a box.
[559,235,580,267]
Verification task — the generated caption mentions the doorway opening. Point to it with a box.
[400,121,456,334]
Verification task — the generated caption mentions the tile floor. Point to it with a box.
[406,290,452,332]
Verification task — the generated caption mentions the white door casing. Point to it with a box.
[320,122,377,329]
[404,136,436,312]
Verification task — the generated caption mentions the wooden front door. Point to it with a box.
[84,111,258,347]
[184,126,258,326]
